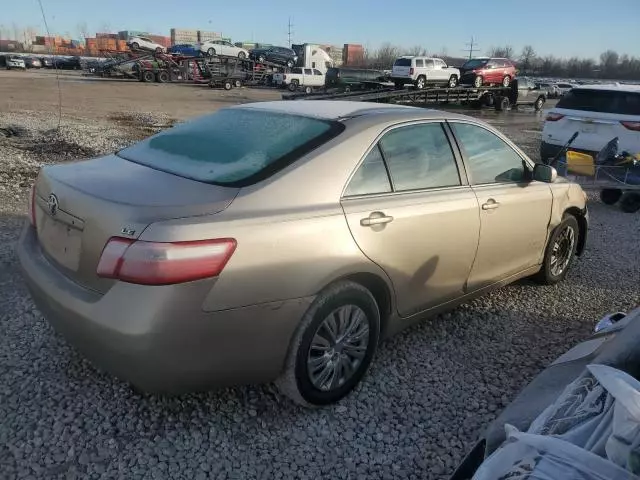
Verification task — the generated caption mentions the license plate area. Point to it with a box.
[39,216,82,271]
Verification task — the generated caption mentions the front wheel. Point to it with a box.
[276,281,381,406]
[502,75,511,87]
[207,48,216,57]
[238,52,246,59]
[130,42,139,50]
[447,75,458,88]
[223,81,232,90]
[258,55,266,63]
[473,75,483,88]
[534,96,545,111]
[533,214,579,285]
[155,47,163,54]
[304,86,312,94]
[288,81,298,92]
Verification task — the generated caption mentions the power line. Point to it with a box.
[287,17,294,47]
[462,36,479,60]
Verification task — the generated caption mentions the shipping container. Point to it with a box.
[96,33,118,39]
[198,30,222,42]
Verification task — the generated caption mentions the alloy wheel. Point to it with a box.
[550,225,575,276]
[307,305,370,392]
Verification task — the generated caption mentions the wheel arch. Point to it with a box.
[563,206,587,256]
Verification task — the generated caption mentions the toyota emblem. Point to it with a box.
[47,194,59,216]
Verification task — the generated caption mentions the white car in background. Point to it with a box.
[6,56,26,70]
[541,84,640,162]
[555,82,577,96]
[391,56,460,89]
[200,40,249,58]
[127,36,166,53]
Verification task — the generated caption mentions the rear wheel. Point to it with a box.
[447,75,458,88]
[156,71,170,83]
[238,52,246,59]
[600,188,622,205]
[473,75,483,88]
[533,214,579,285]
[223,81,232,90]
[234,79,242,88]
[142,70,155,82]
[415,75,426,90]
[502,75,511,87]
[534,96,545,111]
[619,192,640,213]
[276,281,381,406]
[130,42,139,50]
[495,96,510,111]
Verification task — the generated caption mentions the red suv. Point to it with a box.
[459,57,516,88]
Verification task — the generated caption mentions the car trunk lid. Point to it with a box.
[33,154,238,293]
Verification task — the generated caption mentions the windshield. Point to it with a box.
[118,108,343,186]
[462,59,489,69]
[393,58,412,67]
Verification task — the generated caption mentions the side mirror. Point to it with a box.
[533,164,557,183]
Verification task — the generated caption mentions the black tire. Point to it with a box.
[130,42,139,50]
[142,70,155,83]
[276,281,381,406]
[533,214,579,285]
[447,75,458,88]
[619,193,640,213]
[502,75,511,87]
[155,47,163,54]
[534,96,545,111]
[223,81,232,90]
[304,86,312,94]
[344,85,351,93]
[495,96,510,111]
[156,71,170,83]
[394,82,403,90]
[234,79,242,88]
[286,60,294,68]
[207,48,216,57]
[288,80,299,92]
[258,55,266,63]
[238,52,246,59]
[600,188,622,205]
[415,75,426,90]
[473,75,483,88]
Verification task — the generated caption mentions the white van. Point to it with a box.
[391,56,460,89]
[541,84,640,162]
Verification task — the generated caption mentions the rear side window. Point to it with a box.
[292,67,302,74]
[380,123,460,191]
[394,58,412,67]
[118,109,343,186]
[304,68,312,75]
[557,89,640,115]
[415,59,424,67]
[344,146,391,196]
[462,59,488,69]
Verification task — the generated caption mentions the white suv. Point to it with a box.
[541,84,640,162]
[391,56,460,89]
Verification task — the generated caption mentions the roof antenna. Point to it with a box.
[37,0,62,131]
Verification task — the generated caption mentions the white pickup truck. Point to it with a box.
[391,56,460,89]
[273,67,326,93]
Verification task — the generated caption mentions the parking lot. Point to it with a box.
[1,69,639,480]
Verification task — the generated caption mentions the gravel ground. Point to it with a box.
[1,95,640,480]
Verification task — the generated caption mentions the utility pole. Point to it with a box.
[287,17,294,47]
[462,36,479,60]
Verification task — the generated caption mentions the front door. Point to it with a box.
[341,122,480,317]
[449,121,553,291]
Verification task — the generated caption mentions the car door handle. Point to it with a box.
[482,199,500,210]
[360,212,394,226]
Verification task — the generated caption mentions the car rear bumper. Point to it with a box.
[390,76,414,84]
[17,224,313,393]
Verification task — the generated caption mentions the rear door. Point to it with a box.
[544,88,640,153]
[433,59,448,81]
[341,121,480,317]
[449,121,552,291]
[485,60,500,83]
[392,58,411,78]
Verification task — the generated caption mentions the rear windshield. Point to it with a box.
[557,89,640,115]
[326,68,339,78]
[118,108,343,186]
[394,58,412,67]
[462,59,488,69]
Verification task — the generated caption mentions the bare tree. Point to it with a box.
[372,42,401,69]
[12,22,20,42]
[489,45,514,59]
[405,45,427,56]
[519,45,536,72]
[599,50,619,76]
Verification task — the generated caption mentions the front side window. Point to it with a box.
[344,146,391,196]
[451,123,526,184]
[379,123,460,191]
[304,68,312,75]
[313,69,322,75]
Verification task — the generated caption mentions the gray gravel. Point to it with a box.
[1,109,639,480]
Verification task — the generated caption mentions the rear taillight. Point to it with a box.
[409,67,414,75]
[29,183,37,228]
[546,113,565,121]
[620,121,640,131]
[97,237,237,285]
